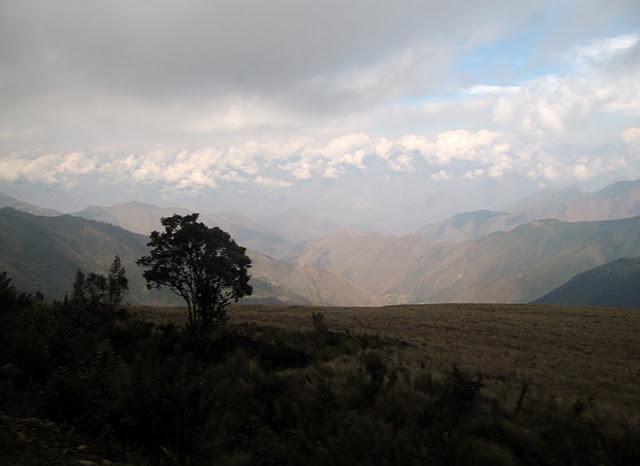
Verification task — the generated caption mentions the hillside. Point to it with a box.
[418,217,640,303]
[0,208,372,306]
[301,217,640,304]
[249,253,380,306]
[0,207,154,302]
[418,210,525,242]
[0,192,61,216]
[533,257,640,309]
[74,202,303,259]
[299,229,457,303]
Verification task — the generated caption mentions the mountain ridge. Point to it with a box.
[0,208,378,306]
[532,257,640,309]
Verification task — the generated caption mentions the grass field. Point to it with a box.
[133,303,640,416]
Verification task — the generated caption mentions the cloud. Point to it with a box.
[254,176,292,188]
[0,128,583,189]
[0,152,96,185]
[571,33,640,65]
[623,127,640,155]
[0,0,546,151]
[464,85,521,95]
[573,163,593,180]
[431,170,451,180]
[2,4,640,227]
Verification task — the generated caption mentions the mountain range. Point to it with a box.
[299,217,640,304]
[2,178,640,307]
[0,207,378,306]
[418,180,640,243]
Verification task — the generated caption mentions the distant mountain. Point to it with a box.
[509,186,585,221]
[417,179,640,243]
[418,217,640,303]
[0,192,61,217]
[532,257,640,309]
[74,202,191,236]
[249,253,380,306]
[418,210,524,243]
[300,229,457,303]
[302,217,640,304]
[74,202,303,259]
[0,208,373,306]
[512,180,640,222]
[254,209,341,242]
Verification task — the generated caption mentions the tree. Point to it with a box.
[0,270,33,312]
[107,255,129,306]
[70,256,129,307]
[136,213,252,332]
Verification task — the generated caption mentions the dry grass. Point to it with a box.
[132,303,640,415]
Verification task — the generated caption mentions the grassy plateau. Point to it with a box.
[134,303,640,415]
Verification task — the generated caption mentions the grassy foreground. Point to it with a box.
[135,303,640,413]
[2,295,640,465]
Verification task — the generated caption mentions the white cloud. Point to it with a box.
[0,127,608,190]
[572,33,640,64]
[431,170,451,180]
[254,176,292,188]
[0,152,96,186]
[464,84,521,95]
[573,163,592,180]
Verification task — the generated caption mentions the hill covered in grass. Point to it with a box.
[533,257,640,309]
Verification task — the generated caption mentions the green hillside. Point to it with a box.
[0,207,164,303]
[533,257,640,308]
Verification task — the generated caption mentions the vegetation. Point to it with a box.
[71,255,129,307]
[2,265,640,465]
[137,214,253,332]
[193,303,640,411]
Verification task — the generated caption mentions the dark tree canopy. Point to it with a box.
[137,213,252,331]
[71,256,129,307]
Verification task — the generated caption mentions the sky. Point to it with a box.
[1,0,640,233]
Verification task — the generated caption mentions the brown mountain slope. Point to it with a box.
[418,210,525,243]
[299,229,456,303]
[249,252,381,306]
[301,217,640,304]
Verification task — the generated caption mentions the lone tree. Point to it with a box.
[137,213,252,332]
